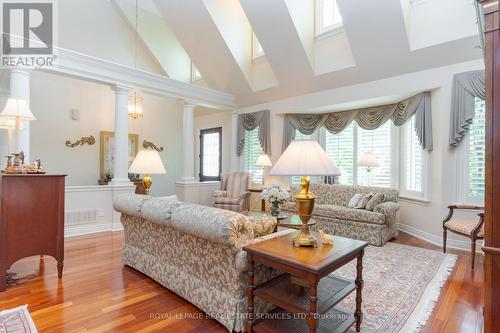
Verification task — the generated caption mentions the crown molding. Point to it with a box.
[36,45,237,110]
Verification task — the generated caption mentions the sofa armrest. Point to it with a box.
[213,190,227,198]
[373,201,400,225]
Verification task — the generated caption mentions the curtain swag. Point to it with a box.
[237,109,271,156]
[449,70,485,148]
[282,92,433,152]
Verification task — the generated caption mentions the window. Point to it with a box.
[324,124,354,185]
[401,116,424,197]
[243,128,264,183]
[199,127,222,181]
[191,62,201,82]
[357,123,392,187]
[252,32,264,59]
[315,0,343,36]
[468,99,486,199]
[458,98,486,204]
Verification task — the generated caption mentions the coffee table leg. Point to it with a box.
[307,278,318,333]
[355,250,364,332]
[246,253,255,333]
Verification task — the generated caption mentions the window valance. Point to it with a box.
[449,70,485,148]
[237,110,271,156]
[283,92,433,152]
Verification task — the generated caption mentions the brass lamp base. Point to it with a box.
[293,176,318,247]
[143,175,152,195]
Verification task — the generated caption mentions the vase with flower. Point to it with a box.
[260,184,290,217]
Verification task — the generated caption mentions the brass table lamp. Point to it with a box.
[129,149,166,195]
[269,140,340,247]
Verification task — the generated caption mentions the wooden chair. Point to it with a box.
[442,205,484,269]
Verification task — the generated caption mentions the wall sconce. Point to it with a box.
[66,135,96,148]
[143,139,164,152]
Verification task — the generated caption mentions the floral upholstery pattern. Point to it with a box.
[115,194,287,332]
[283,184,400,246]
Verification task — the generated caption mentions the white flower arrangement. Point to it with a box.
[260,184,290,204]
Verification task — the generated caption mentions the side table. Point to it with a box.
[243,231,368,333]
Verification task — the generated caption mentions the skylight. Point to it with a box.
[316,0,343,36]
[252,32,264,59]
[191,62,202,82]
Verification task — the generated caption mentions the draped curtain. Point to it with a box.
[283,92,433,152]
[449,70,485,148]
[237,110,271,156]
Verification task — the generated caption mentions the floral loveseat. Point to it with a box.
[113,194,287,332]
[282,184,400,246]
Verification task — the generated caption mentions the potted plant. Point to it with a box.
[260,184,290,217]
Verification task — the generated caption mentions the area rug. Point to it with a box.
[0,305,38,333]
[335,242,457,333]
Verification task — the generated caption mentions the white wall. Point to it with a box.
[29,71,182,197]
[224,59,484,250]
[56,0,165,75]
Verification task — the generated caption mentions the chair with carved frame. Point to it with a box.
[443,205,484,269]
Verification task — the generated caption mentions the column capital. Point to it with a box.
[112,84,133,94]
[178,99,198,108]
[10,68,31,76]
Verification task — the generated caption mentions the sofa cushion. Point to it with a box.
[313,204,386,225]
[365,193,385,211]
[348,193,364,208]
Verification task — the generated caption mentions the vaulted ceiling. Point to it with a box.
[113,0,482,107]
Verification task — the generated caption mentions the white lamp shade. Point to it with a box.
[129,149,166,174]
[255,154,273,167]
[0,118,24,129]
[358,152,380,168]
[0,98,36,120]
[269,140,341,176]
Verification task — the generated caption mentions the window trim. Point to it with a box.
[199,127,222,182]
[252,32,264,59]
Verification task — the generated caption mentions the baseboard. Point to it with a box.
[397,223,483,253]
[65,223,113,237]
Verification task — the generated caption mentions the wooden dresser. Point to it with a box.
[0,174,66,291]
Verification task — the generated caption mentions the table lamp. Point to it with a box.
[0,98,36,153]
[0,118,24,154]
[129,149,166,195]
[255,154,272,185]
[358,152,379,173]
[269,140,340,247]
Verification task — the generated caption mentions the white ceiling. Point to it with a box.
[114,0,482,107]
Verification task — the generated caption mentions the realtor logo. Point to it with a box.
[1,0,56,67]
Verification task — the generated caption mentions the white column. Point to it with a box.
[110,85,132,185]
[10,68,31,161]
[230,111,239,172]
[181,100,196,182]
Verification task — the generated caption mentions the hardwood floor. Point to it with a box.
[0,231,483,333]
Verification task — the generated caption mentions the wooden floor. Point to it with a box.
[0,231,483,333]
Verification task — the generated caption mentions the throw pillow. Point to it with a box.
[356,192,374,209]
[250,215,277,237]
[348,193,364,208]
[365,193,385,211]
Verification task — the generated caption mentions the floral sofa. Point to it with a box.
[113,194,287,332]
[282,184,400,246]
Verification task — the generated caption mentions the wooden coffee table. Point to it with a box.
[243,231,368,333]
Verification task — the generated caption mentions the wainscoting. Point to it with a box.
[65,184,135,237]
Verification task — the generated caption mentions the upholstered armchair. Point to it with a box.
[213,172,251,212]
[443,204,484,269]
